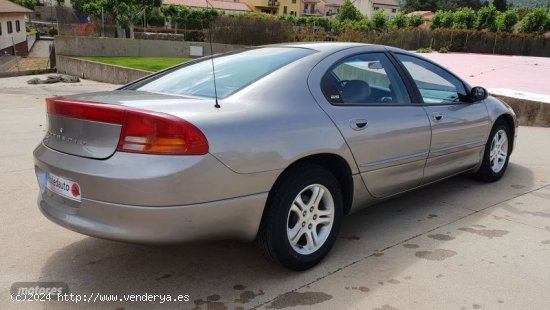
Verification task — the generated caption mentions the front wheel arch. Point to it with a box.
[475,119,513,182]
[494,114,515,152]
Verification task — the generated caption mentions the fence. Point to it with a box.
[27,34,37,52]
[351,29,550,57]
[54,11,550,57]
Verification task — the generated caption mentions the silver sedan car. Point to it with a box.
[34,43,517,270]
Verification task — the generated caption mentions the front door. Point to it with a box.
[309,50,431,198]
[394,53,490,184]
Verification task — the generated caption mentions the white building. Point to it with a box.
[0,0,33,56]
[353,0,400,19]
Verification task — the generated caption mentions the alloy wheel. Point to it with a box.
[490,129,508,173]
[286,184,334,255]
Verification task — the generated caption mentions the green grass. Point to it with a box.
[77,56,193,72]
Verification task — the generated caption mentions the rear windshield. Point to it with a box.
[126,47,316,99]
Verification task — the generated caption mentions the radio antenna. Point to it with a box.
[205,0,220,109]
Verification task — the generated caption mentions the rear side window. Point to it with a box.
[321,53,410,105]
[130,47,315,99]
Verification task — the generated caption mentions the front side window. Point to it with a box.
[396,54,467,104]
[7,21,13,34]
[16,20,20,32]
[321,53,410,105]
[129,47,315,99]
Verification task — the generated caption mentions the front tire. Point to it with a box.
[475,120,511,182]
[257,163,343,271]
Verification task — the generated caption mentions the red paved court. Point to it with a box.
[422,53,550,98]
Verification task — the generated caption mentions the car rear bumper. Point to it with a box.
[33,143,277,243]
[38,190,268,243]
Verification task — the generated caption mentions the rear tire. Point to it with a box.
[475,120,511,182]
[257,163,343,271]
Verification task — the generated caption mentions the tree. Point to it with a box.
[441,10,454,27]
[430,10,444,29]
[391,12,408,29]
[430,10,455,29]
[497,8,518,32]
[408,14,424,27]
[493,0,507,12]
[476,4,498,31]
[372,9,388,31]
[519,7,549,33]
[402,0,438,12]
[403,0,481,12]
[161,4,179,28]
[72,0,162,38]
[453,7,475,29]
[337,0,363,22]
[14,0,35,10]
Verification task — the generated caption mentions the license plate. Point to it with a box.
[46,172,81,202]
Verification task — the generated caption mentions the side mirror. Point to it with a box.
[470,86,488,102]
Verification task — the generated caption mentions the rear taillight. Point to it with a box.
[46,97,209,155]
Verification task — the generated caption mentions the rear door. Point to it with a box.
[393,53,490,184]
[309,48,431,198]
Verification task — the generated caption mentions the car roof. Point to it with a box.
[265,42,411,55]
[271,42,367,51]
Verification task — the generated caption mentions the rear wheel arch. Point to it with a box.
[257,157,348,270]
[268,153,354,216]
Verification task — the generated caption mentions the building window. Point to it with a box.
[16,20,20,32]
[0,23,2,36]
[7,21,13,34]
[284,6,287,14]
[292,0,296,3]
[392,8,396,13]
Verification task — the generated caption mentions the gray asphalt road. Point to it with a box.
[1,75,550,310]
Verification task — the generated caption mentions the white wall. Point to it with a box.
[0,13,27,52]
[353,0,400,18]
[354,0,373,18]
[372,3,400,18]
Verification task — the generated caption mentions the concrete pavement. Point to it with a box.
[1,75,549,310]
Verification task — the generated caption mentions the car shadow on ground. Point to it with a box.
[38,163,537,309]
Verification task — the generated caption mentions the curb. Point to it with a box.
[494,95,550,128]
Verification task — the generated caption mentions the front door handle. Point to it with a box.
[350,119,368,131]
[432,112,443,121]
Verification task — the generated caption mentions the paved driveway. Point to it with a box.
[1,75,550,310]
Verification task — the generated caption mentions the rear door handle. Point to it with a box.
[350,119,368,131]
[432,112,443,121]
